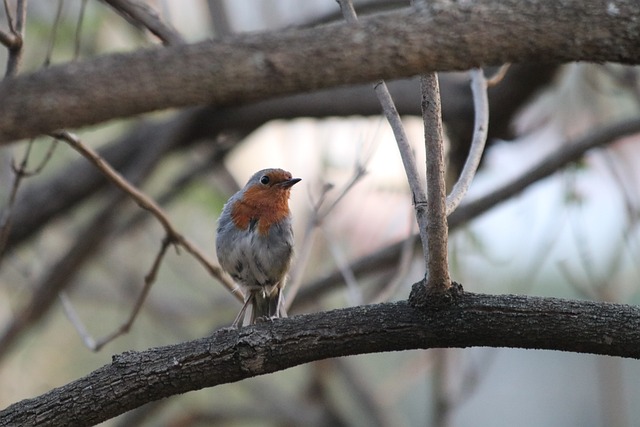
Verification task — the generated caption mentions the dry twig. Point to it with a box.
[446,69,489,215]
[103,0,185,45]
[2,0,26,77]
[53,130,236,295]
[0,138,57,263]
[337,0,430,265]
[297,117,640,305]
[286,160,368,310]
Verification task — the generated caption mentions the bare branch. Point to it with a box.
[3,292,640,426]
[486,63,511,87]
[0,193,124,360]
[103,0,185,46]
[62,236,173,351]
[42,0,63,68]
[3,0,26,77]
[0,1,637,143]
[446,68,489,215]
[0,129,187,360]
[447,118,640,226]
[286,160,367,310]
[337,0,430,266]
[420,73,451,291]
[53,131,238,299]
[297,117,640,304]
[73,0,88,60]
[375,82,430,259]
[0,138,56,263]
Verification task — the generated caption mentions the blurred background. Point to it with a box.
[1,1,640,426]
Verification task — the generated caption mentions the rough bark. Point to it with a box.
[1,287,639,426]
[0,0,637,143]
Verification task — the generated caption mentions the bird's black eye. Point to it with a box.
[260,175,270,185]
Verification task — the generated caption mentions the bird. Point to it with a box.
[216,168,301,327]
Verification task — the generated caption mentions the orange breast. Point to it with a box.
[230,186,291,235]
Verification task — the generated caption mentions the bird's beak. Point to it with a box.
[279,177,301,188]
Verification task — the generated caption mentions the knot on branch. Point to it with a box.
[409,280,464,310]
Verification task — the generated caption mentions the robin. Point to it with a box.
[216,168,301,326]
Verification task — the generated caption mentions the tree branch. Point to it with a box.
[0,0,637,143]
[446,69,489,215]
[295,117,640,305]
[2,69,555,252]
[102,0,185,46]
[337,0,430,265]
[3,0,26,77]
[421,73,450,291]
[2,288,639,426]
[53,131,237,298]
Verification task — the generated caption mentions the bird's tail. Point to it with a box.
[250,286,286,324]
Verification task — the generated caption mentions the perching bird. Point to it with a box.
[216,168,301,326]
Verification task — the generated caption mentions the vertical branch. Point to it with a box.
[420,73,451,292]
[73,0,88,60]
[0,138,57,262]
[3,0,26,77]
[337,0,430,265]
[43,0,63,68]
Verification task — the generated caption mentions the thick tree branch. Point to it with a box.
[2,289,639,426]
[0,0,637,143]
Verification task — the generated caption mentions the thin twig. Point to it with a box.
[74,0,88,60]
[62,236,174,351]
[337,0,430,266]
[3,0,26,77]
[284,184,330,311]
[375,82,430,262]
[0,138,57,262]
[119,144,228,232]
[449,118,640,227]
[43,0,64,68]
[59,291,97,348]
[103,0,185,46]
[2,0,14,33]
[420,73,451,291]
[0,131,180,360]
[286,160,368,310]
[0,193,124,361]
[446,68,489,215]
[52,131,238,298]
[486,64,511,87]
[296,117,640,307]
